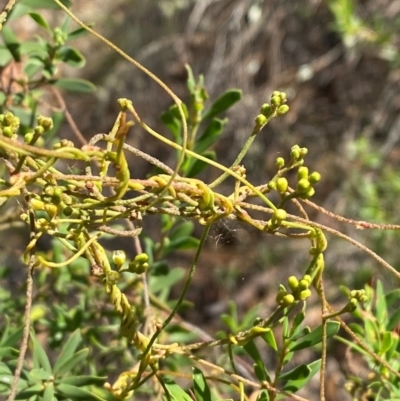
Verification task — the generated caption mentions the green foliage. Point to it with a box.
[0,2,399,401]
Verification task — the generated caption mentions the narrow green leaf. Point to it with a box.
[202,89,242,120]
[31,332,52,373]
[261,330,277,352]
[28,368,53,382]
[163,378,193,401]
[381,331,393,354]
[194,118,227,154]
[290,309,306,338]
[185,64,196,93]
[388,308,400,331]
[20,0,72,9]
[0,46,13,67]
[67,26,91,41]
[54,348,89,376]
[42,382,55,401]
[170,221,195,241]
[52,78,96,93]
[185,150,216,177]
[28,12,51,30]
[193,367,214,401]
[15,383,45,399]
[56,383,106,400]
[375,280,388,326]
[150,267,185,292]
[164,237,200,253]
[56,375,106,387]
[257,389,270,401]
[385,289,400,308]
[0,347,19,358]
[288,321,340,352]
[53,329,82,375]
[161,108,182,143]
[280,360,321,392]
[243,340,270,382]
[57,46,86,68]
[1,26,21,62]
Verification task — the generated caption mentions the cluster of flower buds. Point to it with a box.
[276,274,313,306]
[294,165,321,199]
[266,208,287,231]
[346,289,368,312]
[0,112,20,138]
[24,115,54,145]
[254,91,289,128]
[114,251,149,275]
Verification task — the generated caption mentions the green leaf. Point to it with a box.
[163,378,193,401]
[261,330,278,352]
[194,118,227,155]
[185,64,196,94]
[56,383,107,400]
[161,107,182,143]
[280,359,321,392]
[57,47,86,68]
[164,237,200,254]
[67,26,91,41]
[388,308,400,332]
[243,340,270,382]
[15,383,45,399]
[28,12,51,30]
[202,89,242,120]
[42,382,55,401]
[56,375,106,387]
[28,368,53,382]
[288,321,340,352]
[385,289,400,308]
[52,78,96,93]
[1,26,21,62]
[193,367,214,401]
[31,332,52,373]
[20,0,72,9]
[185,150,216,177]
[53,329,82,375]
[54,348,89,377]
[375,280,388,326]
[0,46,13,67]
[150,267,185,292]
[257,389,270,400]
[170,221,195,241]
[0,346,19,358]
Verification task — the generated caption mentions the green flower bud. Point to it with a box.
[298,279,309,291]
[276,177,288,194]
[276,289,287,304]
[300,147,308,156]
[299,187,315,199]
[20,213,29,222]
[347,298,358,312]
[299,289,312,300]
[282,294,295,306]
[309,171,321,184]
[287,276,299,291]
[274,209,287,221]
[297,178,311,192]
[255,114,268,127]
[267,180,276,190]
[34,125,45,136]
[31,198,45,211]
[290,148,300,160]
[277,105,289,115]
[108,271,120,285]
[113,250,126,267]
[297,166,309,180]
[44,203,58,218]
[24,132,34,144]
[134,253,149,264]
[279,92,287,102]
[2,126,13,137]
[275,157,285,169]
[37,115,53,131]
[302,275,312,285]
[4,112,14,126]
[260,103,271,116]
[271,95,281,106]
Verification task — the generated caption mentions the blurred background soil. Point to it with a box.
[6,0,400,399]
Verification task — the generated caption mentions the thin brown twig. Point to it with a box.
[0,0,16,28]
